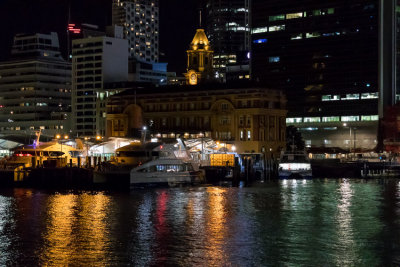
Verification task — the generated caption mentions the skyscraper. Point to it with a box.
[251,0,381,151]
[0,33,71,137]
[204,0,250,82]
[71,28,128,137]
[112,0,159,62]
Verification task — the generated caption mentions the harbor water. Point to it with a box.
[0,178,399,266]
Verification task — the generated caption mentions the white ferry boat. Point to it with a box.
[278,150,312,179]
[130,143,203,187]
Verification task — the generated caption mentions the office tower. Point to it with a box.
[71,28,128,137]
[204,0,250,82]
[251,0,381,151]
[0,32,71,136]
[112,0,159,62]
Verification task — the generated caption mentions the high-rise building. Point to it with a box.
[204,0,250,82]
[0,32,71,137]
[71,28,128,137]
[112,0,159,62]
[251,0,383,151]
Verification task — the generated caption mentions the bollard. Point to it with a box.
[78,157,81,168]
[32,156,36,169]
[70,159,73,168]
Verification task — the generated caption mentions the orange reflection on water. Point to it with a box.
[40,194,77,266]
[205,187,228,265]
[40,193,110,266]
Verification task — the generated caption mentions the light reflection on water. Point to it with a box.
[0,179,399,265]
[39,193,110,266]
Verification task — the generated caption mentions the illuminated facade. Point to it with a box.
[71,33,128,137]
[0,33,71,136]
[204,0,250,82]
[106,86,287,155]
[184,29,214,85]
[112,0,159,62]
[251,0,381,150]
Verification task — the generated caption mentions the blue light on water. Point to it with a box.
[253,39,267,44]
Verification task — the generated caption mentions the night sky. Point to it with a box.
[0,0,199,74]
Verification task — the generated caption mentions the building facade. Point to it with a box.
[106,86,287,155]
[71,33,128,137]
[204,0,250,82]
[251,0,381,151]
[112,0,159,62]
[0,33,71,137]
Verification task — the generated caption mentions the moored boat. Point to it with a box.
[130,143,204,187]
[278,150,312,179]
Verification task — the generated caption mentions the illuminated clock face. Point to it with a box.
[188,70,197,85]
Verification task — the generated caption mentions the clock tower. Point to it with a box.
[184,29,214,85]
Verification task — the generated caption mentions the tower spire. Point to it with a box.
[199,10,202,28]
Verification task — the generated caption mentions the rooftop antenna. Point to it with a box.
[199,9,202,28]
[67,1,71,61]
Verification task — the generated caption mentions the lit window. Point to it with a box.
[269,56,280,63]
[304,117,321,123]
[286,118,302,123]
[240,130,244,140]
[286,12,302,19]
[361,115,378,121]
[341,116,359,122]
[322,116,340,122]
[252,27,268,34]
[322,95,340,101]
[247,130,251,140]
[342,94,360,100]
[306,32,320,38]
[291,34,303,40]
[269,14,285,21]
[268,25,285,32]
[361,92,378,99]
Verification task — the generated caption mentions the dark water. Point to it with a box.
[0,179,399,266]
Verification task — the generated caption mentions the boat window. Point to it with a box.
[48,151,64,157]
[159,151,170,157]
[14,151,33,156]
[68,151,83,158]
[156,164,184,172]
[151,151,160,157]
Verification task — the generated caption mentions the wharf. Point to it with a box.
[1,160,398,190]
[311,159,400,178]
